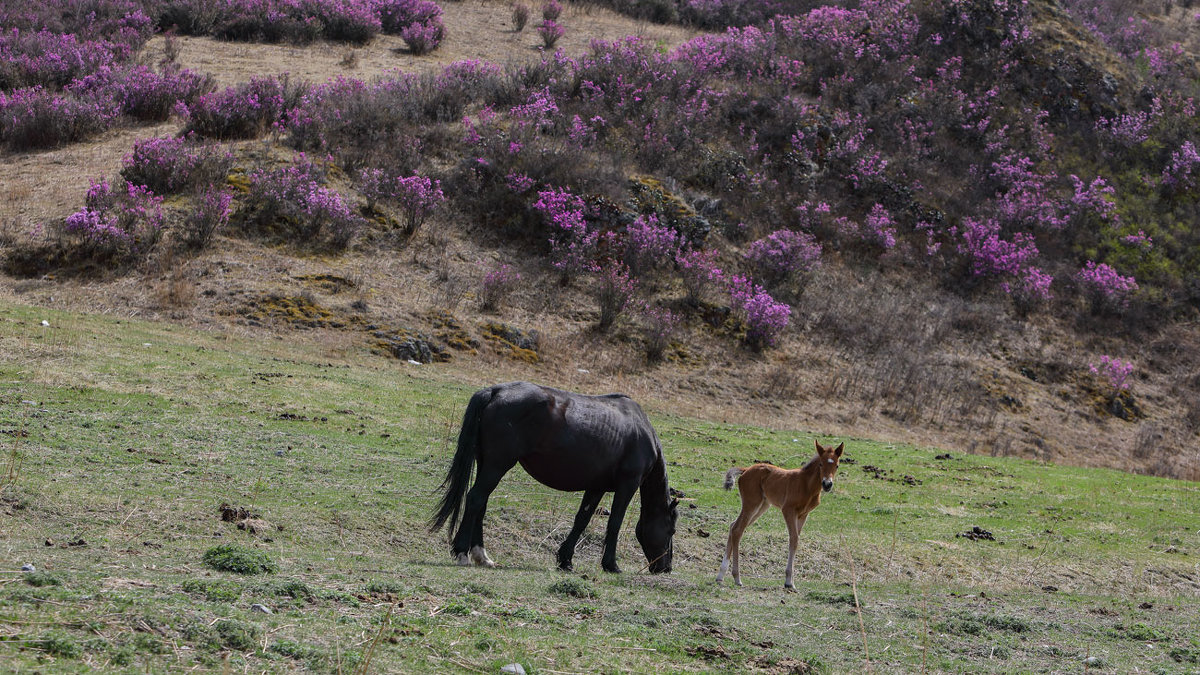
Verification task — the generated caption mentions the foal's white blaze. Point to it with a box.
[827,458,834,464]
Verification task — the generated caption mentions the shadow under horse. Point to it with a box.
[429,381,678,573]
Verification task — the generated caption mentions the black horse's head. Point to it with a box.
[636,497,678,573]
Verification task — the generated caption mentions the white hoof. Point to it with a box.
[455,552,471,566]
[470,546,496,568]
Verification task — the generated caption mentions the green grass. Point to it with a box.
[1,301,1199,672]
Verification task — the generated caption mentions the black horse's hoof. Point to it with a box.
[602,563,621,574]
[558,561,574,572]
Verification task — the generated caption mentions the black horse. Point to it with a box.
[430,381,678,573]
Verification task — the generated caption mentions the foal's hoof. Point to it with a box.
[784,583,797,592]
[602,563,621,574]
[454,552,471,567]
[557,561,574,572]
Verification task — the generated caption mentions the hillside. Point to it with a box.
[2,0,1200,476]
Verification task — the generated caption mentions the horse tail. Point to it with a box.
[429,387,493,534]
[723,467,745,491]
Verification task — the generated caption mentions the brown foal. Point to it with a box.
[716,441,844,589]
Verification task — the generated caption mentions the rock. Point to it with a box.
[21,563,35,572]
[250,603,273,614]
[500,664,526,675]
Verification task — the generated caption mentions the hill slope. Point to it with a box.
[0,0,1198,479]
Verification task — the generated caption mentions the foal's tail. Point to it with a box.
[429,387,493,535]
[723,467,746,491]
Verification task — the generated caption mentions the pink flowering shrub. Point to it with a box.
[624,214,679,277]
[161,0,382,44]
[62,178,165,260]
[542,0,563,20]
[534,188,598,279]
[401,18,445,55]
[376,0,444,53]
[121,136,234,194]
[248,155,363,249]
[177,186,234,251]
[594,260,637,331]
[676,248,724,304]
[0,86,119,150]
[1089,354,1134,396]
[1003,267,1053,315]
[178,75,305,139]
[479,262,522,311]
[360,168,446,233]
[537,20,564,49]
[728,274,791,351]
[1077,261,1138,313]
[639,303,680,362]
[1161,141,1200,193]
[745,228,821,290]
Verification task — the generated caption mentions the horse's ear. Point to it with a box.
[834,442,844,457]
[815,439,825,453]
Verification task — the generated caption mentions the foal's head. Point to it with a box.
[815,441,844,492]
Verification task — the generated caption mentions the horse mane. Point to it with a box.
[639,440,672,509]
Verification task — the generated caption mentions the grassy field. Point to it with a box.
[1,300,1198,673]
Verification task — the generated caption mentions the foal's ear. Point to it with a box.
[815,439,825,453]
[834,442,844,457]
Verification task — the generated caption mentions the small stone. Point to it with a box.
[21,564,35,572]
[500,664,526,675]
[1083,657,1103,667]
[250,603,273,614]
[40,320,49,327]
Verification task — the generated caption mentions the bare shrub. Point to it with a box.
[1131,423,1163,460]
[512,2,531,31]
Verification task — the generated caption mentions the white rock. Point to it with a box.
[21,564,35,572]
[40,320,49,327]
[500,664,526,675]
[250,603,273,614]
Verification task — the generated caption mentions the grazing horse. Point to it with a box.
[716,440,844,589]
[429,381,678,574]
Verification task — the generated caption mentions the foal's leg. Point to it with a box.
[600,485,637,573]
[718,498,769,586]
[783,510,809,589]
[557,489,604,571]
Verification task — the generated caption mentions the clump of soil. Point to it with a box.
[219,503,280,537]
[957,526,996,541]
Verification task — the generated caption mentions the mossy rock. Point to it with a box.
[479,322,540,363]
